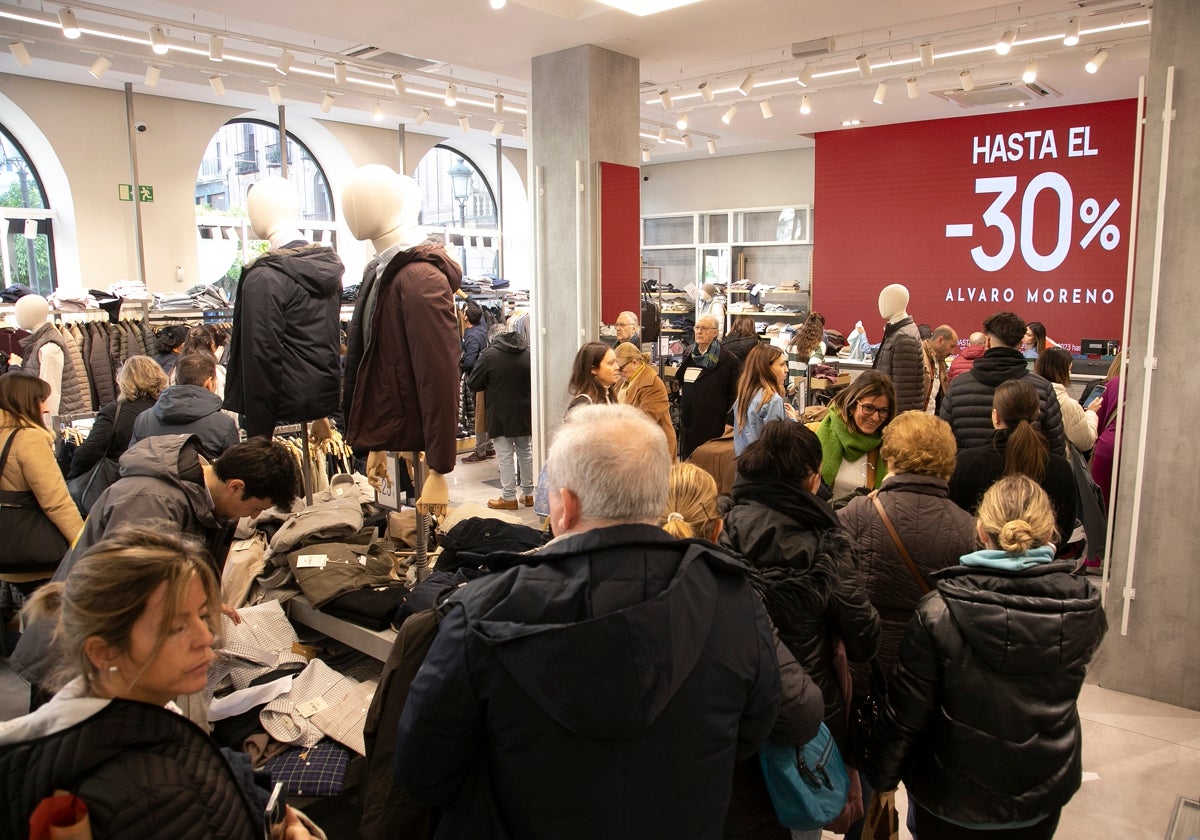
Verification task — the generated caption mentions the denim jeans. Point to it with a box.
[494,435,533,501]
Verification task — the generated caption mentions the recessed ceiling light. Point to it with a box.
[595,0,702,17]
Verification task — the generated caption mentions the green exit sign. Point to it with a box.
[118,184,155,202]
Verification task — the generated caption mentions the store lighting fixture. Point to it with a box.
[391,74,404,95]
[676,112,688,130]
[659,89,672,109]
[759,98,773,119]
[906,78,919,99]
[87,55,110,79]
[1085,49,1108,73]
[995,29,1016,56]
[919,43,934,68]
[58,8,80,39]
[144,63,160,87]
[490,0,507,8]
[738,72,756,96]
[855,54,872,78]
[1022,60,1038,84]
[872,82,888,105]
[149,25,168,56]
[445,84,457,106]
[333,61,347,85]
[267,82,282,104]
[959,69,975,91]
[842,119,862,127]
[706,139,717,155]
[493,93,504,114]
[414,107,430,125]
[1063,18,1080,47]
[521,125,527,140]
[8,41,31,67]
[373,102,384,121]
[641,147,650,163]
[275,49,294,75]
[458,115,471,132]
[721,104,737,125]
[320,92,335,112]
[209,74,225,96]
[657,126,667,143]
[491,120,504,137]
[796,63,813,87]
[698,81,715,102]
[682,133,693,150]
[799,93,812,114]
[209,35,223,62]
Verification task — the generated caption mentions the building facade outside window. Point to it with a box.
[414,145,499,280]
[0,125,55,295]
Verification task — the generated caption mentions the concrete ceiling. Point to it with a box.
[0,0,1153,159]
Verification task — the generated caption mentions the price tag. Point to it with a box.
[296,697,330,718]
[296,554,327,569]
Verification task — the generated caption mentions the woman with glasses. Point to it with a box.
[675,314,742,460]
[732,343,796,457]
[614,342,676,459]
[811,370,896,507]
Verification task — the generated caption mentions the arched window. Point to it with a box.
[414,146,499,279]
[0,125,55,295]
[194,120,334,293]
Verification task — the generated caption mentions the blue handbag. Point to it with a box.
[757,722,850,830]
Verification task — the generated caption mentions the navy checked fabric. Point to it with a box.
[262,739,351,797]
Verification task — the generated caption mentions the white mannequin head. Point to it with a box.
[878,283,910,322]
[341,165,425,252]
[246,177,303,248]
[14,294,49,330]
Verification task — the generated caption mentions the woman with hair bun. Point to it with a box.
[659,463,722,541]
[866,475,1106,840]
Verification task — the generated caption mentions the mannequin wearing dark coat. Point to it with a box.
[66,395,156,478]
[874,316,927,415]
[223,241,344,438]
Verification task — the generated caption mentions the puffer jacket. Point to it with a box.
[939,347,1066,454]
[837,474,978,682]
[19,323,87,417]
[224,240,344,438]
[67,396,157,479]
[873,317,927,414]
[721,475,880,745]
[132,384,239,459]
[866,559,1106,826]
[1053,381,1098,454]
[946,343,984,383]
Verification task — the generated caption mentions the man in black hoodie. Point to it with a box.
[469,327,533,509]
[940,311,1066,453]
[130,353,238,458]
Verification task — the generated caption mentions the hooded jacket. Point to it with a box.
[946,343,984,384]
[346,244,463,473]
[939,346,1066,454]
[132,384,239,459]
[394,524,782,840]
[224,241,344,438]
[467,332,531,439]
[873,316,928,414]
[865,560,1106,826]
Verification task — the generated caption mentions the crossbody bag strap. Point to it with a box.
[101,402,124,459]
[869,490,930,594]
[0,428,19,478]
[864,448,879,490]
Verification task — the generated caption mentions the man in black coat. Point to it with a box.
[675,314,742,460]
[459,302,494,463]
[468,329,533,509]
[394,404,789,840]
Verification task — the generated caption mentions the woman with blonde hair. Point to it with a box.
[732,342,795,457]
[866,476,1106,840]
[615,341,676,459]
[660,462,722,540]
[68,355,168,480]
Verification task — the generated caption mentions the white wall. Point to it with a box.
[640,148,815,213]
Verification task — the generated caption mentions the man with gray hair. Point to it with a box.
[394,404,785,838]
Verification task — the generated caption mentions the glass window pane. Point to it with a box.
[413,147,499,280]
[0,125,55,293]
[644,216,693,246]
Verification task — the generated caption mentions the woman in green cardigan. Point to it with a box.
[810,371,896,508]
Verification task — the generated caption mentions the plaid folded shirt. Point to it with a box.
[262,739,351,797]
[260,659,361,747]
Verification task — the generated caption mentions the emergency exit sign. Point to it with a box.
[118,184,155,202]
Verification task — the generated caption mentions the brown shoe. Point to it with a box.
[521,495,535,508]
[487,498,518,510]
[462,451,494,463]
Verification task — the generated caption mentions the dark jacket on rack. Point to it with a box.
[346,244,463,474]
[60,323,93,412]
[131,384,239,459]
[468,331,531,439]
[873,316,927,415]
[940,347,1066,454]
[675,344,742,460]
[224,240,344,438]
[720,475,880,747]
[865,559,1106,827]
[66,395,157,479]
[394,524,784,840]
[88,322,118,408]
[19,323,88,417]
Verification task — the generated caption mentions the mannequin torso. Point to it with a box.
[874,283,928,413]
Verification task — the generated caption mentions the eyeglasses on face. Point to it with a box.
[616,321,637,328]
[856,402,890,418]
[695,325,718,333]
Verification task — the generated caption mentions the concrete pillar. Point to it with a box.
[1090,0,1200,710]
[528,44,640,456]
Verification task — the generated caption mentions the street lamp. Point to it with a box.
[448,156,473,271]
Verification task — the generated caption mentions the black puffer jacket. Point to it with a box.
[721,475,880,745]
[865,560,1106,826]
[66,396,156,478]
[939,347,1066,454]
[873,317,927,414]
[224,240,344,438]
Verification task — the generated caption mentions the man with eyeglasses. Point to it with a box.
[614,311,641,347]
[675,314,742,460]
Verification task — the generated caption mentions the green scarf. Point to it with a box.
[815,409,884,489]
[691,338,721,369]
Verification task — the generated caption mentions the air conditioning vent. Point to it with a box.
[340,46,442,74]
[932,79,1062,108]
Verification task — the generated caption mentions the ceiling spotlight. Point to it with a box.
[209,74,225,96]
[493,93,504,114]
[1086,49,1108,73]
[58,8,80,39]
[659,89,672,109]
[1064,18,1080,47]
[738,72,756,96]
[721,104,737,125]
[657,126,667,143]
[391,74,404,95]
[275,49,294,75]
[267,83,282,105]
[1022,60,1038,84]
[8,41,31,67]
[149,25,168,56]
[698,81,715,102]
[799,94,812,115]
[919,43,934,68]
[959,69,975,91]
[682,134,693,150]
[995,29,1016,56]
[373,102,384,122]
[320,92,335,113]
[209,35,223,62]
[676,112,688,130]
[490,0,507,8]
[906,78,919,99]
[87,55,110,80]
[855,54,872,78]
[759,98,774,119]
[458,115,471,132]
[521,125,527,140]
[642,147,651,163]
[491,120,504,137]
[414,108,430,125]
[144,63,160,87]
[333,61,347,85]
[445,84,457,106]
[796,63,813,87]
[706,139,717,155]
[873,82,888,105]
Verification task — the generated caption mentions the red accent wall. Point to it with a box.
[813,99,1138,351]
[599,161,641,325]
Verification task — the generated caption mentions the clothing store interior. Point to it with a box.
[0,0,1197,838]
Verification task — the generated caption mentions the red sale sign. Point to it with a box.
[813,99,1139,351]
